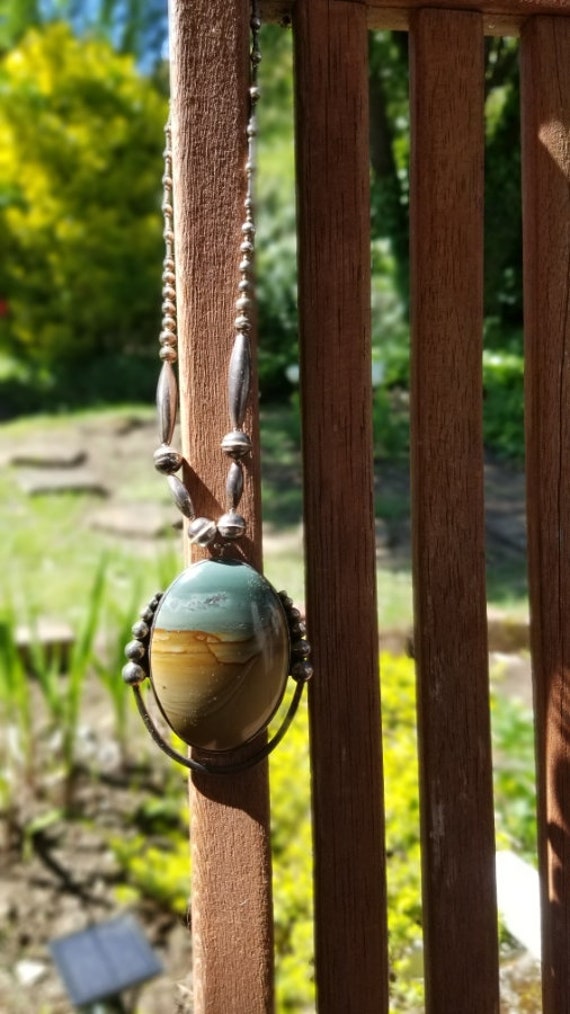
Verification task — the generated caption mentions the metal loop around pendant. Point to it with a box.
[132,680,305,775]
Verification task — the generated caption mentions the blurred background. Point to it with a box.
[0,5,538,1011]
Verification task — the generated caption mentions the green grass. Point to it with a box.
[0,404,529,631]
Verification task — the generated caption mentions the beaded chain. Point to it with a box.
[152,2,263,551]
[121,1,313,774]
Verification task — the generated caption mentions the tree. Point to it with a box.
[368,33,523,339]
[0,0,168,68]
[0,23,167,371]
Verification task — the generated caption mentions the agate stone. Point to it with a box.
[149,559,290,751]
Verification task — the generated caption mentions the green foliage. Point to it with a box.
[112,833,191,917]
[484,40,522,326]
[0,602,34,808]
[270,695,314,1010]
[0,561,106,821]
[0,0,169,68]
[483,345,524,459]
[492,683,537,859]
[381,655,424,1010]
[256,25,298,400]
[0,23,166,371]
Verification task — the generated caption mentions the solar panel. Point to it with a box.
[49,914,164,1007]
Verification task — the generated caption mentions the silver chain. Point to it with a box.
[154,2,262,551]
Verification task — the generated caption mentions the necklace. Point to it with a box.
[121,2,311,775]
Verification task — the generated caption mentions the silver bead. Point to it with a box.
[163,257,175,271]
[131,619,150,640]
[159,330,177,345]
[236,295,252,312]
[153,444,183,474]
[234,315,252,332]
[221,430,252,458]
[188,517,217,547]
[162,300,176,316]
[242,221,255,236]
[156,361,178,445]
[292,639,311,659]
[217,512,246,540]
[140,606,154,623]
[163,285,176,301]
[226,461,244,508]
[122,661,146,686]
[228,332,251,430]
[167,474,195,519]
[239,258,252,274]
[162,315,177,333]
[125,639,146,661]
[291,661,313,683]
[240,240,254,254]
[249,86,260,101]
[238,279,252,292]
[159,345,177,363]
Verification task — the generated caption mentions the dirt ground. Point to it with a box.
[0,413,534,1012]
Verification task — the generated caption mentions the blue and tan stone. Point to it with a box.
[149,559,290,751]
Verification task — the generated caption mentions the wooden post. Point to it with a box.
[294,2,389,1010]
[169,1,274,1010]
[409,11,500,1012]
[521,18,570,1013]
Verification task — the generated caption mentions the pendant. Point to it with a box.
[122,560,312,771]
[150,559,290,752]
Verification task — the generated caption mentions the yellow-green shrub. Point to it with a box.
[0,23,166,368]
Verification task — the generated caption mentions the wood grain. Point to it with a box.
[409,11,499,1013]
[260,0,570,36]
[170,1,273,1010]
[294,2,388,1010]
[521,18,570,1013]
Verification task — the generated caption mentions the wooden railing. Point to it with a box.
[170,1,570,1010]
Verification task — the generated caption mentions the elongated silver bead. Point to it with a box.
[228,333,251,430]
[167,474,195,519]
[225,461,244,508]
[156,361,178,445]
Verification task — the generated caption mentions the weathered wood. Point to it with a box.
[294,2,388,1010]
[521,18,570,1013]
[260,0,570,36]
[169,1,274,1011]
[409,11,499,1013]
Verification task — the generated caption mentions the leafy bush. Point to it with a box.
[492,683,536,859]
[483,345,524,459]
[0,23,166,372]
[102,650,537,1012]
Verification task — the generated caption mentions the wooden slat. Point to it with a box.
[521,18,570,1013]
[261,0,570,38]
[169,2,274,1011]
[409,11,499,1013]
[293,2,388,1011]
